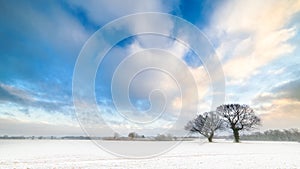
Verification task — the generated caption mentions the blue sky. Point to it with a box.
[0,0,300,136]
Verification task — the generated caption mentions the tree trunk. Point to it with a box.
[208,132,214,142]
[233,129,240,143]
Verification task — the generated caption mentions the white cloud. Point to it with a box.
[0,117,83,136]
[251,78,300,129]
[207,0,300,82]
[257,98,300,129]
[0,103,76,126]
[2,1,90,58]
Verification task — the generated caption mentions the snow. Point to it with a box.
[1,139,300,168]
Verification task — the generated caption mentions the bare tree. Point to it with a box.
[217,104,261,142]
[185,111,224,142]
[128,132,137,139]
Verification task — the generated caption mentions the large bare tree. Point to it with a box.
[217,104,261,142]
[185,111,224,142]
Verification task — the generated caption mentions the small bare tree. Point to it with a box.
[185,111,224,142]
[217,104,261,142]
[128,132,137,139]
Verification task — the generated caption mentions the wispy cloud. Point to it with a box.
[207,0,300,82]
[252,78,300,129]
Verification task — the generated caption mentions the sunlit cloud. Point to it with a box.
[207,0,300,82]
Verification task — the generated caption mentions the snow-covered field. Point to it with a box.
[1,139,300,169]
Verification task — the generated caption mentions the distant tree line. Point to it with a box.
[240,128,300,141]
[0,135,26,139]
[0,135,94,140]
[128,132,145,139]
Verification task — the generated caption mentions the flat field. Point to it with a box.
[0,139,299,169]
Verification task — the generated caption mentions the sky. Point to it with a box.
[0,0,300,136]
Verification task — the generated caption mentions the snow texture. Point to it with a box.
[0,139,300,168]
